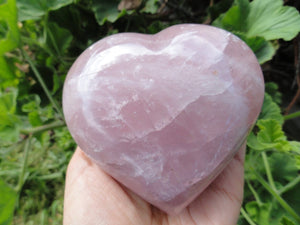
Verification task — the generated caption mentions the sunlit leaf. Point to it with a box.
[256,119,290,151]
[0,179,17,225]
[245,201,272,225]
[21,94,41,112]
[28,111,43,127]
[0,0,19,54]
[0,56,19,88]
[247,131,269,151]
[213,0,300,64]
[0,88,17,115]
[0,0,19,87]
[259,94,284,125]
[289,142,300,154]
[0,19,8,38]
[213,0,300,41]
[247,0,300,41]
[247,119,291,152]
[0,88,21,145]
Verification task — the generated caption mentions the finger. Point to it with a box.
[63,147,148,225]
[185,142,246,225]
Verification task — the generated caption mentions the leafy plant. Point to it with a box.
[0,0,300,224]
[213,0,300,63]
[242,84,300,224]
[0,179,16,225]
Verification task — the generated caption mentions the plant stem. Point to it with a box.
[279,175,300,195]
[284,110,300,120]
[40,209,47,225]
[16,137,31,192]
[251,167,300,223]
[261,152,277,191]
[20,120,65,135]
[247,181,263,205]
[22,49,64,118]
[241,207,257,225]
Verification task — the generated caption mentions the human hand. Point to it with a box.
[64,143,245,225]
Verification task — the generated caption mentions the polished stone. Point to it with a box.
[63,24,264,214]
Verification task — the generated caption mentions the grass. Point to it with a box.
[1,126,75,224]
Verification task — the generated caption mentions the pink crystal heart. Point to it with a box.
[63,24,264,214]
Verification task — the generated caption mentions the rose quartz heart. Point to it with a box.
[63,24,264,214]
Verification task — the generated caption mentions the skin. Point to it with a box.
[64,143,246,225]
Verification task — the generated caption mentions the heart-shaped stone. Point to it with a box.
[63,24,264,214]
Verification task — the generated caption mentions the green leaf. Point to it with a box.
[213,0,300,63]
[289,142,300,169]
[0,88,21,145]
[289,141,300,154]
[28,111,43,127]
[246,0,300,41]
[0,56,19,88]
[212,0,249,33]
[294,155,300,170]
[16,0,74,21]
[253,40,276,65]
[55,126,76,150]
[0,19,8,38]
[92,0,128,25]
[20,94,55,127]
[235,33,276,64]
[44,22,73,56]
[247,119,290,152]
[269,153,298,183]
[265,82,282,105]
[256,119,290,151]
[245,201,271,225]
[280,216,296,225]
[21,95,41,112]
[141,0,159,14]
[0,88,17,115]
[213,0,300,41]
[0,0,19,54]
[247,131,269,151]
[259,93,284,125]
[282,183,300,217]
[0,178,17,225]
[52,71,60,94]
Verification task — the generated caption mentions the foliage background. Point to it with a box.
[0,0,300,224]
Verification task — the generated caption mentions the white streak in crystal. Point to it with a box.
[78,32,226,77]
[73,75,109,140]
[120,152,164,183]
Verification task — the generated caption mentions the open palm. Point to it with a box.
[64,144,245,225]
